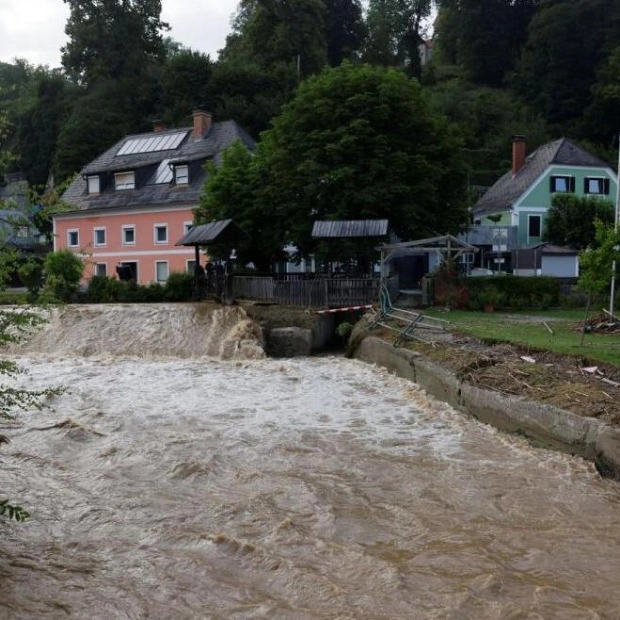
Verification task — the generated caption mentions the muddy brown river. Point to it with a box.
[1,306,620,619]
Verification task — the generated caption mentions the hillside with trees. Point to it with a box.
[0,0,618,220]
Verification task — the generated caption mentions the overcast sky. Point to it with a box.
[0,0,240,68]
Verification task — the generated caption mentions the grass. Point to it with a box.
[425,307,620,367]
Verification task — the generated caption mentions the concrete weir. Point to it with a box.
[352,336,620,480]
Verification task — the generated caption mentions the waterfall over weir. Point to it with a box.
[8,303,266,360]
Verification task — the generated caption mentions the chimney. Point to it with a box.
[192,109,212,140]
[152,120,167,133]
[512,135,526,176]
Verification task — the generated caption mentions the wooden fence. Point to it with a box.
[233,276,381,309]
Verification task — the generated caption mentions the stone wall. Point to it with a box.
[353,336,620,480]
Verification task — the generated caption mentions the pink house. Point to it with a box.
[56,110,255,284]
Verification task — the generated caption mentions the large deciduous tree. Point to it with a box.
[61,0,169,86]
[254,63,467,258]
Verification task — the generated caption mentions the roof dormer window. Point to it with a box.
[175,164,189,185]
[87,175,100,194]
[115,171,135,191]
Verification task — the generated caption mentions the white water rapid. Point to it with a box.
[0,304,620,619]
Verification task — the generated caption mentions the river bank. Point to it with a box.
[243,301,620,480]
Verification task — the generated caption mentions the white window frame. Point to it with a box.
[95,263,107,277]
[154,224,168,245]
[175,164,189,185]
[584,177,608,195]
[550,175,574,193]
[122,225,136,246]
[155,260,169,283]
[114,171,135,191]
[186,259,197,274]
[184,221,193,235]
[94,227,106,247]
[87,175,100,194]
[67,229,79,248]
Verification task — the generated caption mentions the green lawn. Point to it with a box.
[425,308,620,367]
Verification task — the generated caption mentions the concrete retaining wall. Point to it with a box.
[353,336,620,480]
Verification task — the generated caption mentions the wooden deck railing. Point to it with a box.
[233,276,381,309]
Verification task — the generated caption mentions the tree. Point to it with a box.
[61,0,169,86]
[544,194,615,250]
[255,63,468,258]
[195,141,283,271]
[363,0,433,77]
[224,0,328,78]
[511,0,613,130]
[578,220,620,300]
[41,250,84,303]
[324,0,366,66]
[435,0,538,87]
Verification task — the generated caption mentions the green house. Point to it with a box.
[468,136,617,275]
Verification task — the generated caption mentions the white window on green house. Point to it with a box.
[154,224,168,244]
[584,177,610,195]
[123,225,136,245]
[95,263,107,276]
[94,227,106,247]
[87,175,100,194]
[155,261,169,283]
[550,175,574,193]
[68,230,79,247]
[115,171,135,191]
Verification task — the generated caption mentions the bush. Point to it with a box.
[164,272,193,301]
[41,250,84,302]
[84,275,122,302]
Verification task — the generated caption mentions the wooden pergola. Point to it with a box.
[377,234,478,284]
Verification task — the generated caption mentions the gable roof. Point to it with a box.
[311,219,389,238]
[473,138,612,217]
[175,219,247,246]
[62,120,255,213]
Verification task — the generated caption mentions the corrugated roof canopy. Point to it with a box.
[175,219,246,246]
[312,219,389,239]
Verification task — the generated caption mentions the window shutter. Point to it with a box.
[570,177,575,192]
[583,178,589,194]
[604,178,610,195]
[550,177,555,192]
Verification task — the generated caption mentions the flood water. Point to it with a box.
[1,305,620,619]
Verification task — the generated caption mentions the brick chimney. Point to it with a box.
[192,110,212,140]
[512,135,526,176]
[152,119,167,133]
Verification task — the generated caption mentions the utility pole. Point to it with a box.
[609,134,620,319]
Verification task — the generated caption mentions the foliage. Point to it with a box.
[195,140,282,271]
[435,0,538,87]
[510,0,617,130]
[363,0,433,77]
[255,62,468,259]
[460,275,561,310]
[544,194,615,249]
[18,260,44,298]
[41,250,84,303]
[163,272,193,301]
[578,220,620,298]
[61,0,169,86]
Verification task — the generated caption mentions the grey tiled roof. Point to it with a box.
[473,138,613,217]
[175,219,248,246]
[62,120,255,212]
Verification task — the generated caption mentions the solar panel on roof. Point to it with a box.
[116,131,188,156]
